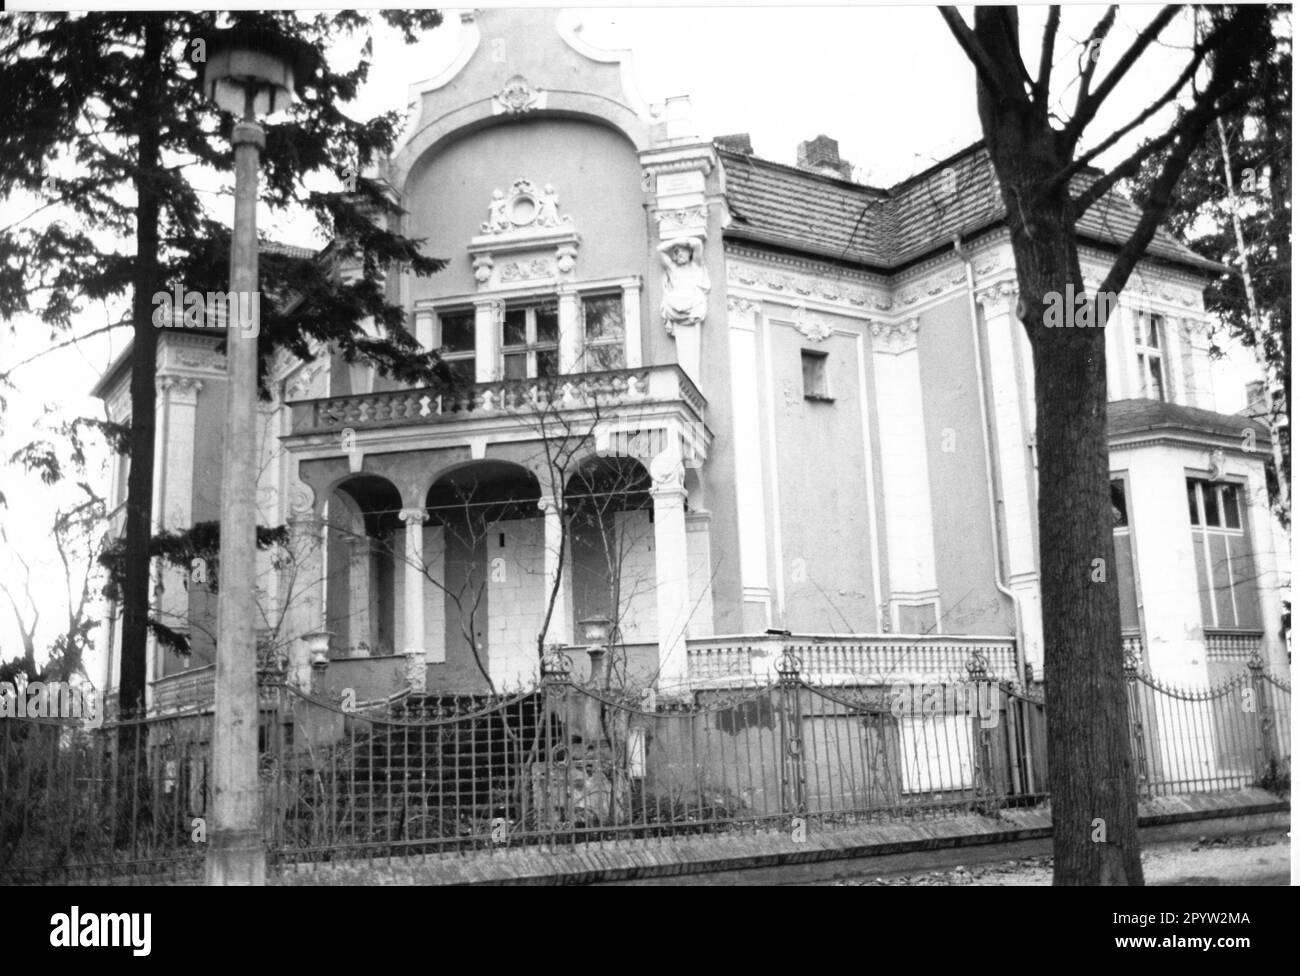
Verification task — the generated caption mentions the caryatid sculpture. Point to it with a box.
[658,237,709,335]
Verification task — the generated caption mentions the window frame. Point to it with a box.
[435,308,477,384]
[1135,311,1168,401]
[1187,475,1249,629]
[579,292,627,373]
[500,300,560,381]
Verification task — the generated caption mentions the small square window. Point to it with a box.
[802,350,830,400]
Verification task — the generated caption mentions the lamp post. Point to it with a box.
[200,25,315,886]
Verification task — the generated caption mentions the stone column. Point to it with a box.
[870,317,940,630]
[285,478,323,691]
[347,532,373,657]
[727,297,772,630]
[474,299,499,383]
[977,285,1043,668]
[557,288,582,374]
[622,280,643,368]
[156,375,201,636]
[399,508,429,692]
[650,459,692,691]
[537,497,573,648]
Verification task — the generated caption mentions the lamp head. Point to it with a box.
[202,25,318,119]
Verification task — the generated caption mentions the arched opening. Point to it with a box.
[566,456,656,684]
[324,475,403,658]
[425,461,543,692]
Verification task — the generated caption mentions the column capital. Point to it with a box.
[870,317,920,355]
[398,507,429,525]
[976,280,1018,314]
[537,495,561,516]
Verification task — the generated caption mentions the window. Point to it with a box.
[581,294,625,371]
[1187,477,1258,630]
[1187,478,1241,530]
[1135,312,1167,401]
[1110,476,1140,632]
[501,301,558,380]
[801,350,831,400]
[1110,479,1128,528]
[437,310,476,384]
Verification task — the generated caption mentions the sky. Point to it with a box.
[0,2,1278,676]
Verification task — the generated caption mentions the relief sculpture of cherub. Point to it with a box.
[658,237,709,335]
[482,188,511,233]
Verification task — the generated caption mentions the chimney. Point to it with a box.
[716,133,754,155]
[797,135,852,179]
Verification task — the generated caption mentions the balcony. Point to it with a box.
[289,365,706,436]
[686,634,1019,685]
[1204,629,1263,661]
[149,664,215,715]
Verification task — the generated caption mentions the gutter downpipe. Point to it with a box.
[953,234,1034,793]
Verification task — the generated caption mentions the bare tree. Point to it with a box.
[938,4,1274,884]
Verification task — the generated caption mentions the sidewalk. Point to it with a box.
[272,788,1288,886]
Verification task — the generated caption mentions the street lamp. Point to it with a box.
[201,25,316,887]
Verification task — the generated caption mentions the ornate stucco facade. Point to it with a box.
[94,8,1283,710]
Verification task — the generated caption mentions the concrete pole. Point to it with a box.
[206,118,266,886]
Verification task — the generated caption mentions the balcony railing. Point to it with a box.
[1204,629,1263,661]
[149,664,215,715]
[289,365,706,435]
[686,634,1019,685]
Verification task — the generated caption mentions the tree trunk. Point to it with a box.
[119,15,165,718]
[981,116,1144,885]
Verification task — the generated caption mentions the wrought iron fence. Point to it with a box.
[0,652,1288,884]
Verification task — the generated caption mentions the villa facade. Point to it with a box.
[94,7,1285,710]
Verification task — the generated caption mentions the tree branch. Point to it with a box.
[1072,6,1118,129]
[938,6,1027,108]
[1067,5,1181,147]
[1053,38,1212,191]
[1035,6,1062,106]
[1095,8,1267,301]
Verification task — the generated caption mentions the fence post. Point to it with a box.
[540,649,573,846]
[964,649,999,812]
[1247,651,1277,774]
[775,649,806,826]
[1123,646,1151,799]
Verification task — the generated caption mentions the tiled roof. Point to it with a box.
[718,142,1220,275]
[1108,398,1271,444]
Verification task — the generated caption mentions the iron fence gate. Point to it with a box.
[0,651,1288,883]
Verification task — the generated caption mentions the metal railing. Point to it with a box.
[1,651,1288,883]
